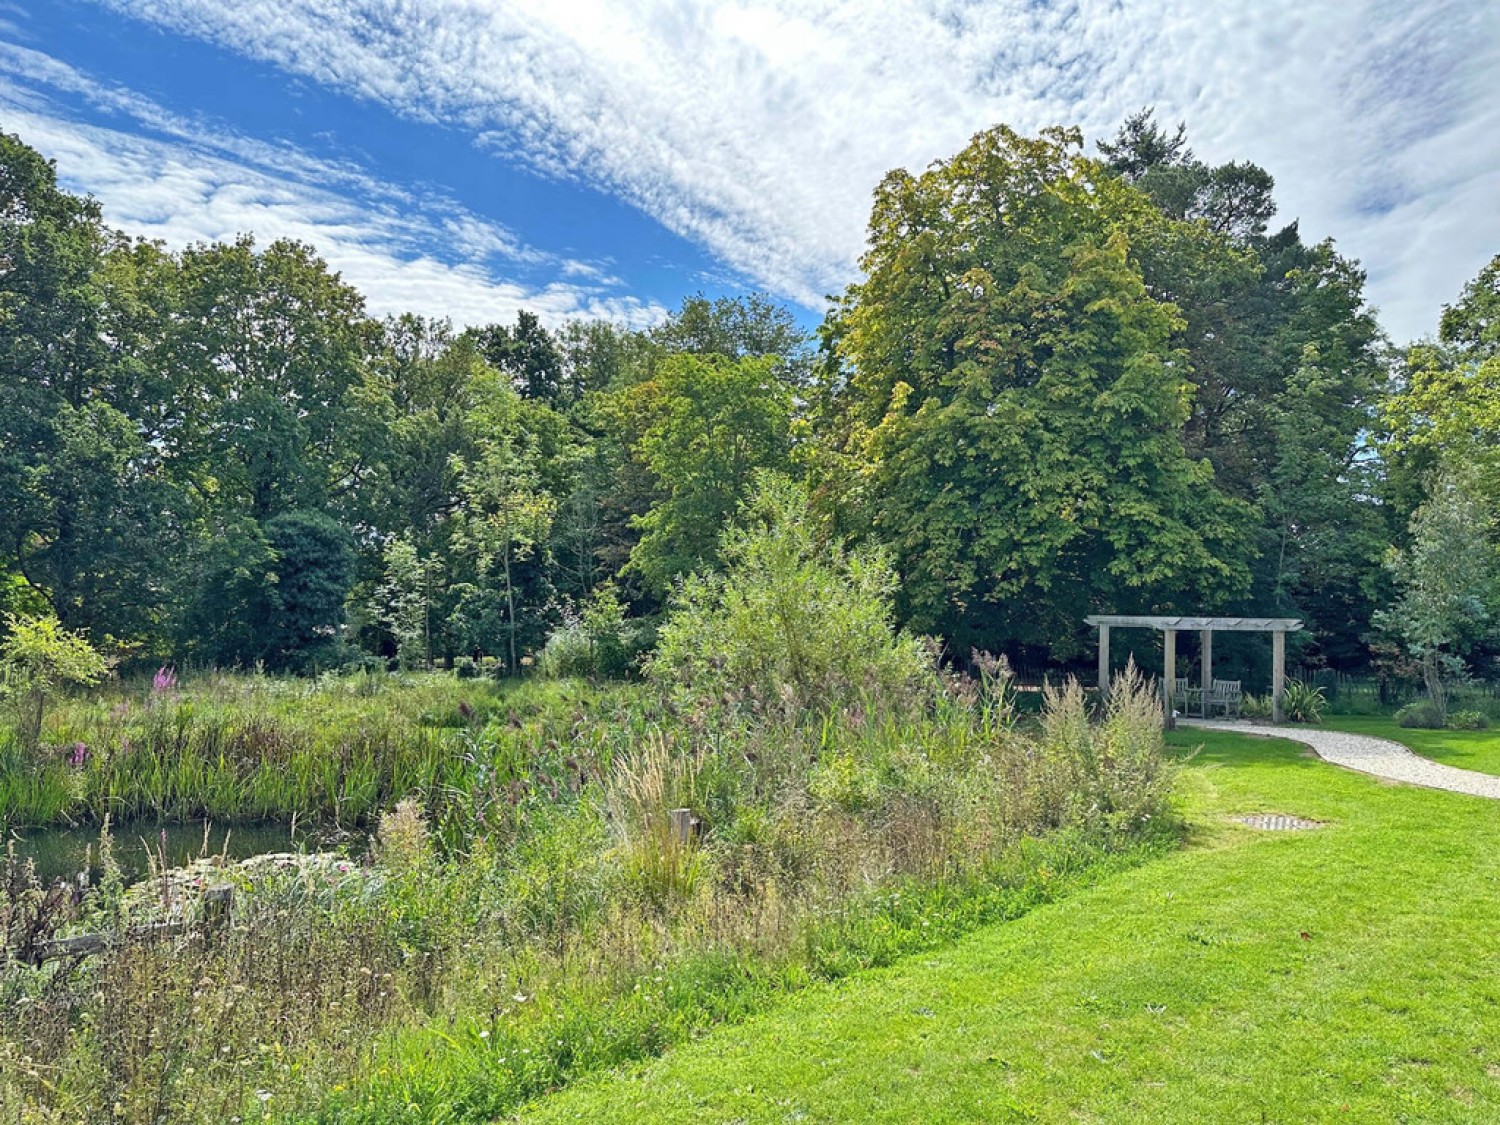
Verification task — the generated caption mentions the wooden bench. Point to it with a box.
[1207,678,1242,718]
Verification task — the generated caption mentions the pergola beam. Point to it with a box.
[1084,615,1303,633]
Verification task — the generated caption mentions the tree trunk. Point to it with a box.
[1423,650,1448,723]
[503,542,518,676]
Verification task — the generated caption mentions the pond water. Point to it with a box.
[5,820,369,885]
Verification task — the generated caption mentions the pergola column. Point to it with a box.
[1163,628,1177,731]
[1097,623,1111,697]
[1272,629,1286,724]
[1200,628,1213,719]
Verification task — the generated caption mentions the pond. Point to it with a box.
[4,819,369,885]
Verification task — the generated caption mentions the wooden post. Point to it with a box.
[203,884,234,931]
[1200,628,1213,719]
[669,808,696,846]
[1097,624,1111,698]
[1272,629,1286,723]
[1163,628,1177,731]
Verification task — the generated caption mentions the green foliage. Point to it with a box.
[1375,472,1497,723]
[1447,709,1490,731]
[1037,662,1173,835]
[1240,692,1273,720]
[262,510,356,671]
[1101,111,1387,669]
[621,353,794,594]
[650,473,935,716]
[1384,254,1500,517]
[453,376,568,671]
[1280,679,1326,724]
[537,585,649,680]
[370,535,442,670]
[0,671,532,827]
[816,124,1255,652]
[0,612,111,750]
[1395,700,1447,729]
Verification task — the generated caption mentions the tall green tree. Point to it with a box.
[168,236,388,524]
[1375,473,1497,720]
[473,310,565,403]
[1384,254,1500,508]
[0,133,179,644]
[1100,110,1387,666]
[816,125,1254,653]
[620,353,793,594]
[453,374,572,670]
[649,292,811,384]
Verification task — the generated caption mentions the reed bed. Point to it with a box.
[0,673,634,830]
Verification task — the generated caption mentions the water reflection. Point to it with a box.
[5,820,367,885]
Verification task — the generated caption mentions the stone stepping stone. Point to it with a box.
[1231,813,1324,831]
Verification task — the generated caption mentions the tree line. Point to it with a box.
[1,113,1495,683]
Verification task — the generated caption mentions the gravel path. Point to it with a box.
[1180,719,1500,800]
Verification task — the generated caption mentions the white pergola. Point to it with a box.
[1084,615,1304,727]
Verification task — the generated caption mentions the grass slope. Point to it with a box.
[1322,715,1500,778]
[521,728,1500,1123]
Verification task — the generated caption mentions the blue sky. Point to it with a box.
[3,1,1498,340]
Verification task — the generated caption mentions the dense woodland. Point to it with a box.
[3,113,1497,688]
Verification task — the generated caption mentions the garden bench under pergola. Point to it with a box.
[1084,615,1303,728]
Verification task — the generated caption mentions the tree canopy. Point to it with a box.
[0,120,1491,685]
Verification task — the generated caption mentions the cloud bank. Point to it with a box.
[89,0,1500,340]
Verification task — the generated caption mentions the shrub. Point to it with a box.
[1448,709,1490,730]
[650,473,936,717]
[1281,679,1326,724]
[1396,700,1447,729]
[538,585,654,680]
[0,613,112,750]
[1241,693,1272,720]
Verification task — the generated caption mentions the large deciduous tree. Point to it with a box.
[816,125,1254,653]
[1100,109,1387,669]
[1384,254,1500,508]
[0,132,179,644]
[169,235,387,524]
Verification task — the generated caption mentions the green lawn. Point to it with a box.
[1322,714,1500,777]
[521,726,1500,1123]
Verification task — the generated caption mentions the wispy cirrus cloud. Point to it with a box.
[0,40,667,328]
[89,0,1500,339]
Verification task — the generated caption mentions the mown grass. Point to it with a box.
[519,726,1500,1123]
[1321,713,1500,777]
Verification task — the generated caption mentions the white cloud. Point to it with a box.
[84,0,1500,339]
[0,43,667,329]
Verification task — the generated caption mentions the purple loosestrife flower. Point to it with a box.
[152,665,178,695]
[65,742,89,768]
